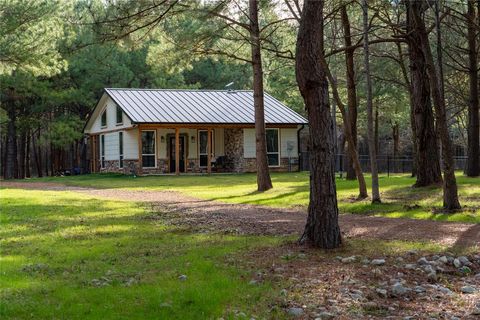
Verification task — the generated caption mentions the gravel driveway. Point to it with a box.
[3,181,479,247]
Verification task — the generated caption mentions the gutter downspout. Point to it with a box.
[297,124,306,171]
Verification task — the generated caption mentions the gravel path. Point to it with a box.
[3,181,479,247]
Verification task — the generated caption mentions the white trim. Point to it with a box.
[115,105,123,126]
[118,132,124,169]
[100,134,106,168]
[266,128,280,167]
[198,129,214,168]
[100,109,107,128]
[141,130,157,168]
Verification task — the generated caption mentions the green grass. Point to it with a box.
[21,172,480,223]
[0,189,285,319]
[1,183,477,319]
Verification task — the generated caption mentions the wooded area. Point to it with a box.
[1,0,479,248]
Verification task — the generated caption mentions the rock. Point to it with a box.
[315,311,335,319]
[396,257,405,263]
[437,256,448,264]
[427,272,437,282]
[178,274,187,281]
[423,264,436,274]
[414,286,426,293]
[407,249,418,256]
[372,268,382,277]
[458,256,471,266]
[438,286,453,295]
[458,266,472,274]
[341,256,356,263]
[249,280,258,285]
[405,264,417,270]
[287,307,304,317]
[472,307,480,315]
[391,283,410,296]
[460,286,475,294]
[298,253,307,259]
[418,257,429,265]
[371,259,386,266]
[376,288,387,298]
[361,258,370,264]
[453,258,462,268]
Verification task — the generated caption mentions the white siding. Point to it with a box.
[280,128,298,157]
[243,128,256,158]
[244,127,299,158]
[91,97,132,133]
[103,132,119,161]
[124,130,138,159]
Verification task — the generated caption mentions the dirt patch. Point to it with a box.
[3,181,479,247]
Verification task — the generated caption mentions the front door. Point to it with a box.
[169,136,185,173]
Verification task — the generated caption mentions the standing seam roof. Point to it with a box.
[104,88,307,124]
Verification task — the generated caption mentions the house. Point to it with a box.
[83,88,307,175]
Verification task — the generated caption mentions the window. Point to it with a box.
[142,131,156,168]
[101,110,107,127]
[198,130,214,167]
[119,132,124,168]
[100,134,105,168]
[266,129,279,166]
[116,105,123,125]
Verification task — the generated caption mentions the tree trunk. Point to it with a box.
[296,0,341,249]
[249,0,273,192]
[32,131,43,177]
[25,131,31,178]
[362,0,380,203]
[408,1,460,210]
[18,131,26,179]
[5,90,17,179]
[340,5,358,181]
[392,122,399,172]
[375,106,379,155]
[466,0,479,177]
[405,1,442,187]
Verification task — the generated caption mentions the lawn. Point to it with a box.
[26,172,480,223]
[0,189,285,319]
[1,183,478,319]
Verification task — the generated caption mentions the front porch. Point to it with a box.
[89,124,300,175]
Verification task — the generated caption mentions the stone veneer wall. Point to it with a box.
[224,128,244,173]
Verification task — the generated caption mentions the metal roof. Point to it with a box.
[104,88,307,125]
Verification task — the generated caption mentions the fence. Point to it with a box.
[299,152,469,176]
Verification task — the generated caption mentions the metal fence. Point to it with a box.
[299,152,469,176]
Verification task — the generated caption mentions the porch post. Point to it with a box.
[175,127,180,175]
[137,126,143,175]
[207,128,212,174]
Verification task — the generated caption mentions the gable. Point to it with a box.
[84,93,133,134]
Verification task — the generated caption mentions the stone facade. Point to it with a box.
[224,128,244,172]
